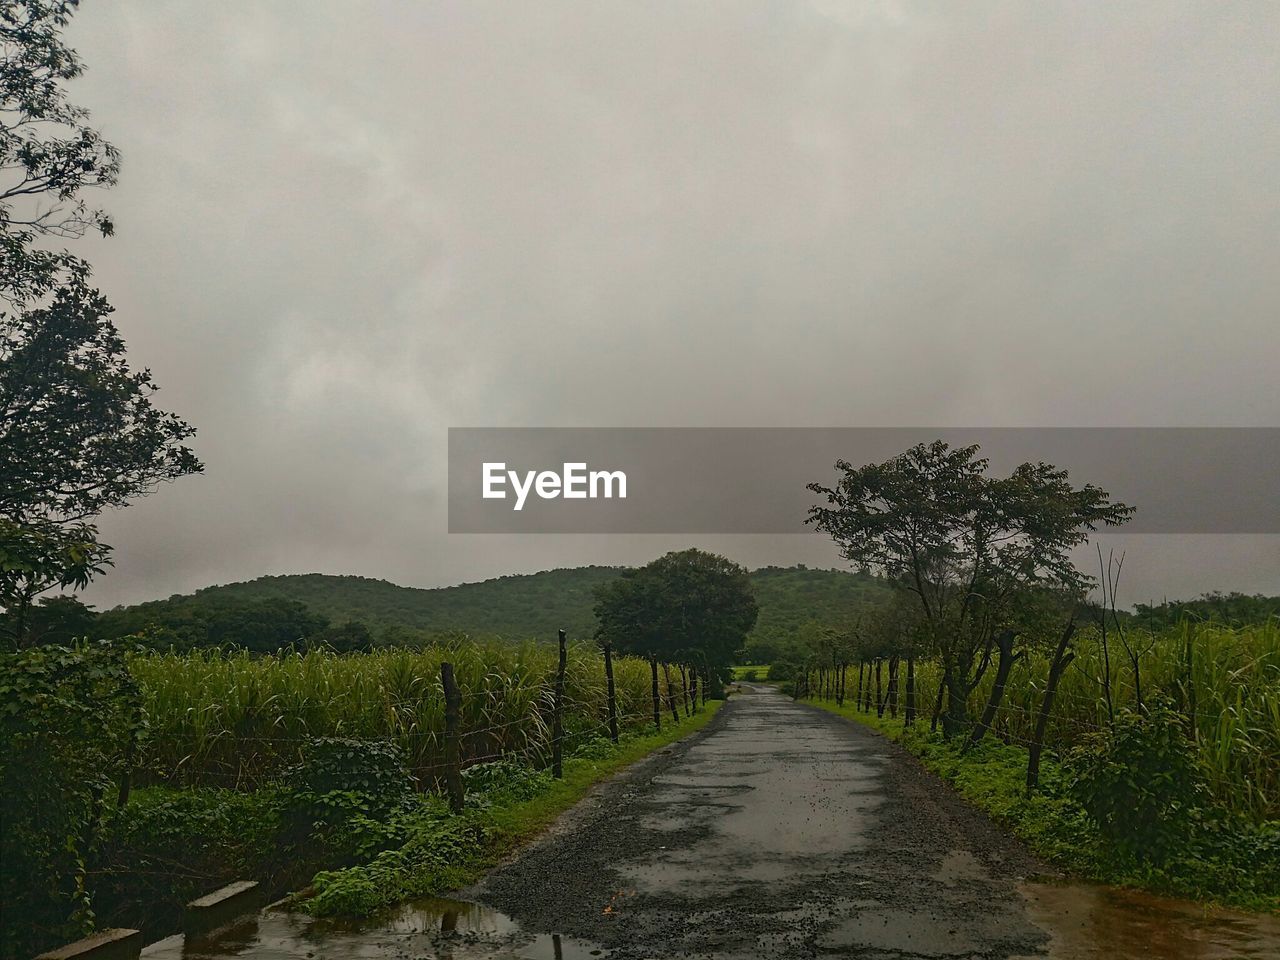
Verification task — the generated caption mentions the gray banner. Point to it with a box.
[448,428,1280,534]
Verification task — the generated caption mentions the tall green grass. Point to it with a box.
[131,641,672,788]
[899,622,1279,820]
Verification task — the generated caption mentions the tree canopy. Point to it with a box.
[0,0,199,648]
[593,548,759,678]
[808,440,1132,731]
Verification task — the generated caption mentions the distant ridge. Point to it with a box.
[102,564,889,644]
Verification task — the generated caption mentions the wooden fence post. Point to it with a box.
[553,629,567,779]
[603,641,619,743]
[662,662,680,722]
[441,661,464,813]
[650,655,661,731]
[904,657,916,726]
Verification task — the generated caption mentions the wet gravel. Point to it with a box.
[471,686,1058,959]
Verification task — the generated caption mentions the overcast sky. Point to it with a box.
[66,1,1278,610]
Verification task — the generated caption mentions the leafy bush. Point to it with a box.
[93,787,281,935]
[768,658,798,681]
[0,642,142,960]
[1067,702,1207,863]
[287,736,413,802]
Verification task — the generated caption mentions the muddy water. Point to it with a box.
[140,898,608,960]
[1017,882,1280,960]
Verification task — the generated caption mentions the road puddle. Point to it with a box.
[140,897,607,960]
[1017,881,1280,959]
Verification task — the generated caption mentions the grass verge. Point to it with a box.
[302,701,722,917]
[805,697,1279,915]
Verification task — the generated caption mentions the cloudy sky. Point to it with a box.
[67,1,1278,609]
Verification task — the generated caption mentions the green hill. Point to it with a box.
[94,564,888,649]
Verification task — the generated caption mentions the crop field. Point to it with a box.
[133,640,679,789]
[827,621,1280,821]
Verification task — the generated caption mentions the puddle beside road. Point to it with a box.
[140,898,607,960]
[1017,882,1280,959]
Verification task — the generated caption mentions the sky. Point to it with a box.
[64,1,1279,610]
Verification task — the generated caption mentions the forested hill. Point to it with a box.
[92,564,889,649]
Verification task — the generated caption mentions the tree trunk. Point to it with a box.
[1027,621,1075,792]
[942,664,968,738]
[875,660,884,717]
[964,630,1017,751]
[930,665,949,733]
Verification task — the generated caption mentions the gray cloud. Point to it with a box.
[63,1,1279,609]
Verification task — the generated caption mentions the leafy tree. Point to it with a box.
[0,592,94,645]
[0,0,200,647]
[1,0,120,304]
[594,548,759,687]
[808,440,1131,734]
[93,597,330,654]
[0,517,108,648]
[310,619,375,654]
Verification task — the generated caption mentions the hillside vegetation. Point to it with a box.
[90,565,889,649]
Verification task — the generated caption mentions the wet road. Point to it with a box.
[145,686,1280,960]
[477,684,1050,958]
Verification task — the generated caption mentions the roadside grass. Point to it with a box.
[92,705,721,935]
[730,664,770,681]
[806,698,1280,915]
[302,702,722,917]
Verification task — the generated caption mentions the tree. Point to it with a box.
[807,440,1131,735]
[594,548,759,691]
[0,1,200,647]
[0,592,93,645]
[2,0,120,304]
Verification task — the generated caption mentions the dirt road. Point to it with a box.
[475,684,1052,958]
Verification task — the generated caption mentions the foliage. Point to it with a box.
[0,0,119,304]
[0,0,200,647]
[1135,591,1280,630]
[0,274,201,527]
[809,698,1280,911]
[91,787,282,938]
[128,641,669,787]
[1067,702,1208,862]
[301,707,720,918]
[808,439,1132,732]
[594,548,758,678]
[0,518,109,650]
[88,565,882,653]
[905,620,1280,821]
[93,596,331,653]
[0,641,143,960]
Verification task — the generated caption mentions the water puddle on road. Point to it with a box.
[1016,881,1280,959]
[140,898,607,960]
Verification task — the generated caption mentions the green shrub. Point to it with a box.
[1067,702,1207,864]
[93,787,281,935]
[0,642,142,960]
